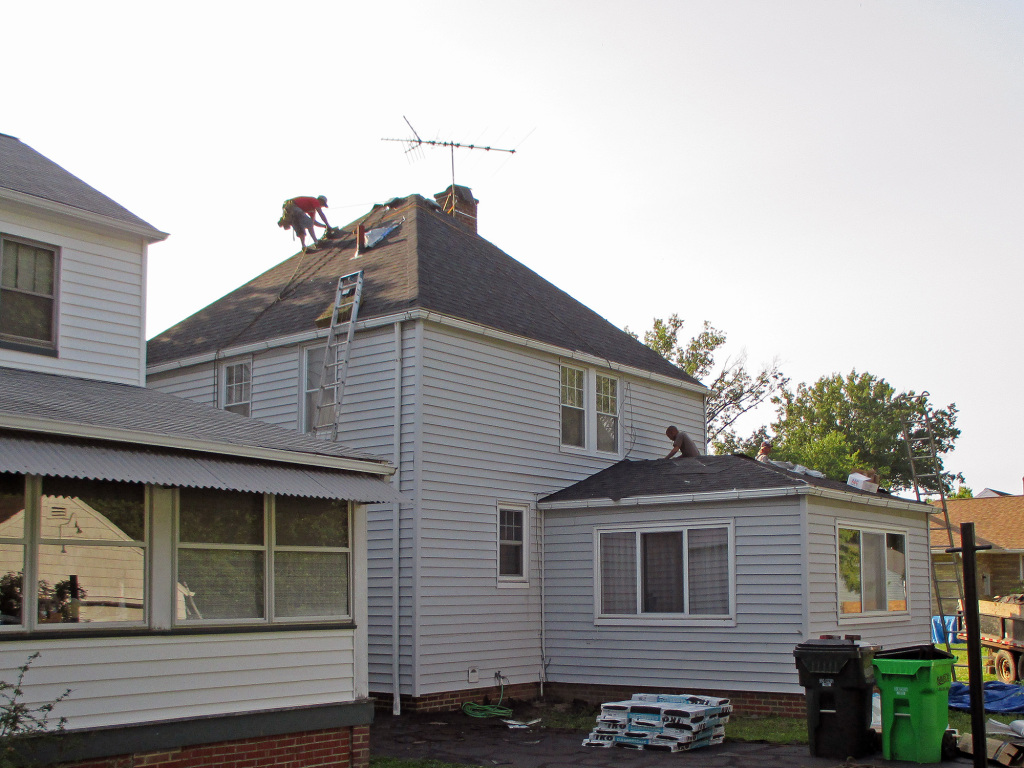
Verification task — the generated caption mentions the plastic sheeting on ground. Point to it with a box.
[949,681,1024,712]
[932,615,958,644]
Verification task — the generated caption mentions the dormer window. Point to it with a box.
[0,236,58,353]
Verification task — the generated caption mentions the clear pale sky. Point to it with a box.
[4,1,1021,493]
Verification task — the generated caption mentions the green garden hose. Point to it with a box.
[461,677,514,718]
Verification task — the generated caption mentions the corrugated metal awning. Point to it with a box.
[0,435,402,503]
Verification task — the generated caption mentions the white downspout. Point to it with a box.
[392,321,403,715]
[539,503,547,698]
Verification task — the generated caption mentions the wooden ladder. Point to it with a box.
[312,271,364,441]
[900,393,966,676]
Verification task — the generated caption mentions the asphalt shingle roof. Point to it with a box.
[0,366,385,465]
[539,454,895,503]
[0,133,161,233]
[147,195,701,387]
[930,495,1024,550]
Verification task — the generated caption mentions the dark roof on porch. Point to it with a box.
[540,454,894,503]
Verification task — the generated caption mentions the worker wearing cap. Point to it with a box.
[286,195,331,228]
[756,441,772,462]
[665,426,701,459]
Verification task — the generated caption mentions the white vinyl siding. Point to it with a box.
[147,319,706,699]
[545,497,806,695]
[806,497,931,645]
[0,208,146,385]
[0,631,357,730]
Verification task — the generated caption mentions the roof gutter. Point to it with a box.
[148,310,708,396]
[0,188,169,242]
[0,414,395,477]
[538,484,929,513]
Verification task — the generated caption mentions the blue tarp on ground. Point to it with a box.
[949,681,1024,712]
[932,615,958,644]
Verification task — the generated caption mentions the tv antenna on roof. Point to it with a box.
[382,117,516,218]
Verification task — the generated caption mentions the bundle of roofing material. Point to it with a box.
[583,693,731,752]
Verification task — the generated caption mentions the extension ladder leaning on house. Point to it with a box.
[312,271,364,442]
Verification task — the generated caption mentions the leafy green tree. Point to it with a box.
[628,315,788,445]
[768,371,960,491]
[949,485,973,499]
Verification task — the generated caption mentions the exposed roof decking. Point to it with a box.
[147,196,701,388]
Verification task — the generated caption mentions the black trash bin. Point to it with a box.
[793,636,879,759]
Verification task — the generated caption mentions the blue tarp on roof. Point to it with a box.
[949,682,1024,713]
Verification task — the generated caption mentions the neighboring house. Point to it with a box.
[931,493,1024,604]
[538,455,934,712]
[0,133,399,768]
[146,186,709,711]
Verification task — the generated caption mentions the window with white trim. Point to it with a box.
[498,505,528,581]
[837,526,907,614]
[560,366,585,448]
[0,474,147,630]
[222,361,252,417]
[176,489,351,623]
[596,375,619,453]
[0,236,58,351]
[597,523,732,618]
[559,365,621,455]
[302,346,335,433]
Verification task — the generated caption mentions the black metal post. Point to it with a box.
[948,522,992,768]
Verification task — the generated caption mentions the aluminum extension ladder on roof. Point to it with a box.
[900,392,966,677]
[312,271,363,442]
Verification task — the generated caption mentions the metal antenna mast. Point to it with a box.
[382,116,516,217]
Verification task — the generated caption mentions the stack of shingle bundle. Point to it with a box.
[582,693,732,752]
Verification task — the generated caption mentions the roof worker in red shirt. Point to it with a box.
[278,200,322,251]
[285,195,331,228]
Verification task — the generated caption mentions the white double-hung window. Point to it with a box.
[596,522,733,623]
[497,504,529,584]
[222,361,252,417]
[559,365,621,455]
[837,525,907,615]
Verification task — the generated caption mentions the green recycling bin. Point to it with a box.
[872,644,954,763]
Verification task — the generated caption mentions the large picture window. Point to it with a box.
[597,524,732,620]
[0,474,146,630]
[176,489,350,624]
[838,526,907,614]
[0,236,58,350]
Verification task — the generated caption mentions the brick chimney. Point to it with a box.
[434,185,478,233]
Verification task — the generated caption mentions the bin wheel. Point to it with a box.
[994,650,1017,683]
[1018,653,1024,683]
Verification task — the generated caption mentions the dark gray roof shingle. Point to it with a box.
[0,133,162,234]
[0,366,386,465]
[539,454,895,503]
[147,196,701,387]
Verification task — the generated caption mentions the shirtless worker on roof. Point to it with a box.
[665,425,701,459]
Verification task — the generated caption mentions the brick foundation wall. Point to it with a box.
[542,682,806,718]
[371,681,541,713]
[57,726,366,768]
